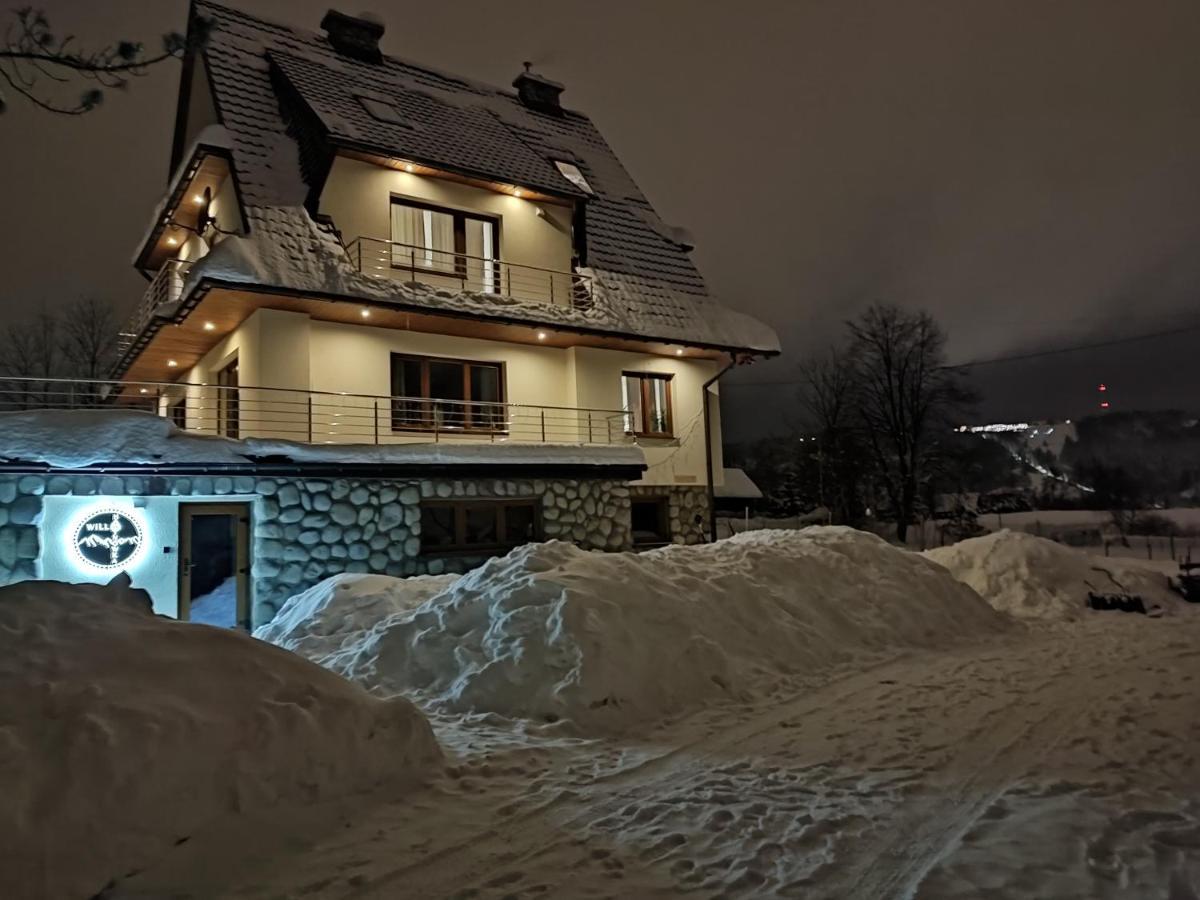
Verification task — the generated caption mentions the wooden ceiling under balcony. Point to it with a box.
[119,286,730,388]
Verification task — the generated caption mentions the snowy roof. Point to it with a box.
[180,1,779,355]
[0,410,647,474]
[714,467,763,500]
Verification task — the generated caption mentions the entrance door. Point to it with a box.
[179,503,250,629]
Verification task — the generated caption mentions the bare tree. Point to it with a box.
[847,304,974,544]
[799,348,856,434]
[0,310,58,408]
[0,7,209,116]
[60,295,117,380]
[797,348,862,524]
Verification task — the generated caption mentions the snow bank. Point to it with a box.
[0,408,644,470]
[925,529,1177,619]
[260,527,1013,732]
[0,577,441,900]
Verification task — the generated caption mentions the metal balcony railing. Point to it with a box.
[0,377,630,447]
[117,259,193,355]
[346,237,594,310]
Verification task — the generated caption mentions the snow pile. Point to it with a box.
[261,527,1013,732]
[925,529,1177,619]
[0,577,441,900]
[0,408,644,470]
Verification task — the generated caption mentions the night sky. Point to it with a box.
[2,0,1199,437]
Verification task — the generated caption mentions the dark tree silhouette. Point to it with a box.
[0,7,210,116]
[848,304,975,543]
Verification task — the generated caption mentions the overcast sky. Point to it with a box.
[2,0,1199,435]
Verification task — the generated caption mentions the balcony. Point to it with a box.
[346,237,593,311]
[0,378,629,447]
[117,259,193,356]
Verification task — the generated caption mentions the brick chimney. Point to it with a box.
[513,63,564,115]
[320,10,385,64]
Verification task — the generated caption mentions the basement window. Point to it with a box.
[631,497,671,547]
[420,499,542,555]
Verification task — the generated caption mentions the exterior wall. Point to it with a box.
[319,155,575,274]
[569,347,721,487]
[0,472,678,628]
[179,310,721,485]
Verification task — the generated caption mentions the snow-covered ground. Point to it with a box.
[187,575,237,626]
[14,528,1200,899]
[0,577,441,900]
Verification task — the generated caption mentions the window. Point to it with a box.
[419,500,541,554]
[389,198,500,292]
[553,160,594,194]
[621,372,673,437]
[631,497,671,546]
[167,396,187,428]
[391,353,505,431]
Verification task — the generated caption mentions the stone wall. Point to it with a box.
[0,473,708,627]
[250,476,635,624]
[629,485,711,545]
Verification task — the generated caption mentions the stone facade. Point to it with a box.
[628,485,711,545]
[0,473,709,626]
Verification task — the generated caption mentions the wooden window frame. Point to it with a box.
[622,371,674,438]
[388,196,501,281]
[418,498,543,556]
[217,357,239,439]
[390,352,507,434]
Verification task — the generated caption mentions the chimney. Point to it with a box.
[320,9,385,63]
[513,63,564,115]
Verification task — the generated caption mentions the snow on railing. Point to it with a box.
[346,237,594,311]
[0,377,631,447]
[116,259,193,356]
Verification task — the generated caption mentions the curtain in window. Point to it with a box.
[390,204,454,269]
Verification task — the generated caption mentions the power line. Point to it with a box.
[722,317,1200,389]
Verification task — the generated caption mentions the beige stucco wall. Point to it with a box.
[176,309,721,484]
[319,155,575,276]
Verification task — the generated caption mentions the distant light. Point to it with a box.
[203,321,215,331]
[360,308,371,318]
[1065,418,1072,424]
[536,331,547,340]
[1100,401,1110,409]
[167,360,178,368]
[1098,383,1107,392]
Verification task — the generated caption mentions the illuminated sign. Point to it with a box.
[72,508,146,571]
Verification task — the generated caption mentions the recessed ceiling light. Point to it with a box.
[675,348,684,356]
[537,331,547,340]
[514,188,523,198]
[203,321,215,331]
[139,388,148,394]
[166,236,178,246]
[404,163,414,173]
[360,308,371,318]
[167,359,178,368]
[193,195,205,204]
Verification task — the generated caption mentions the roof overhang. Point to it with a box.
[133,143,238,275]
[113,279,778,385]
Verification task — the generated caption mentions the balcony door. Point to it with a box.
[391,353,504,433]
[218,358,239,438]
[390,198,500,295]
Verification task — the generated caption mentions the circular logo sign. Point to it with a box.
[73,509,145,570]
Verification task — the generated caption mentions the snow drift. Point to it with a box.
[260,527,1013,732]
[0,578,441,900]
[925,529,1177,619]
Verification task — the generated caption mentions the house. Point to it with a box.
[0,3,778,628]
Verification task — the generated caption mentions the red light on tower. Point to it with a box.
[1098,383,1107,392]
[1098,383,1110,410]
[1100,401,1110,409]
